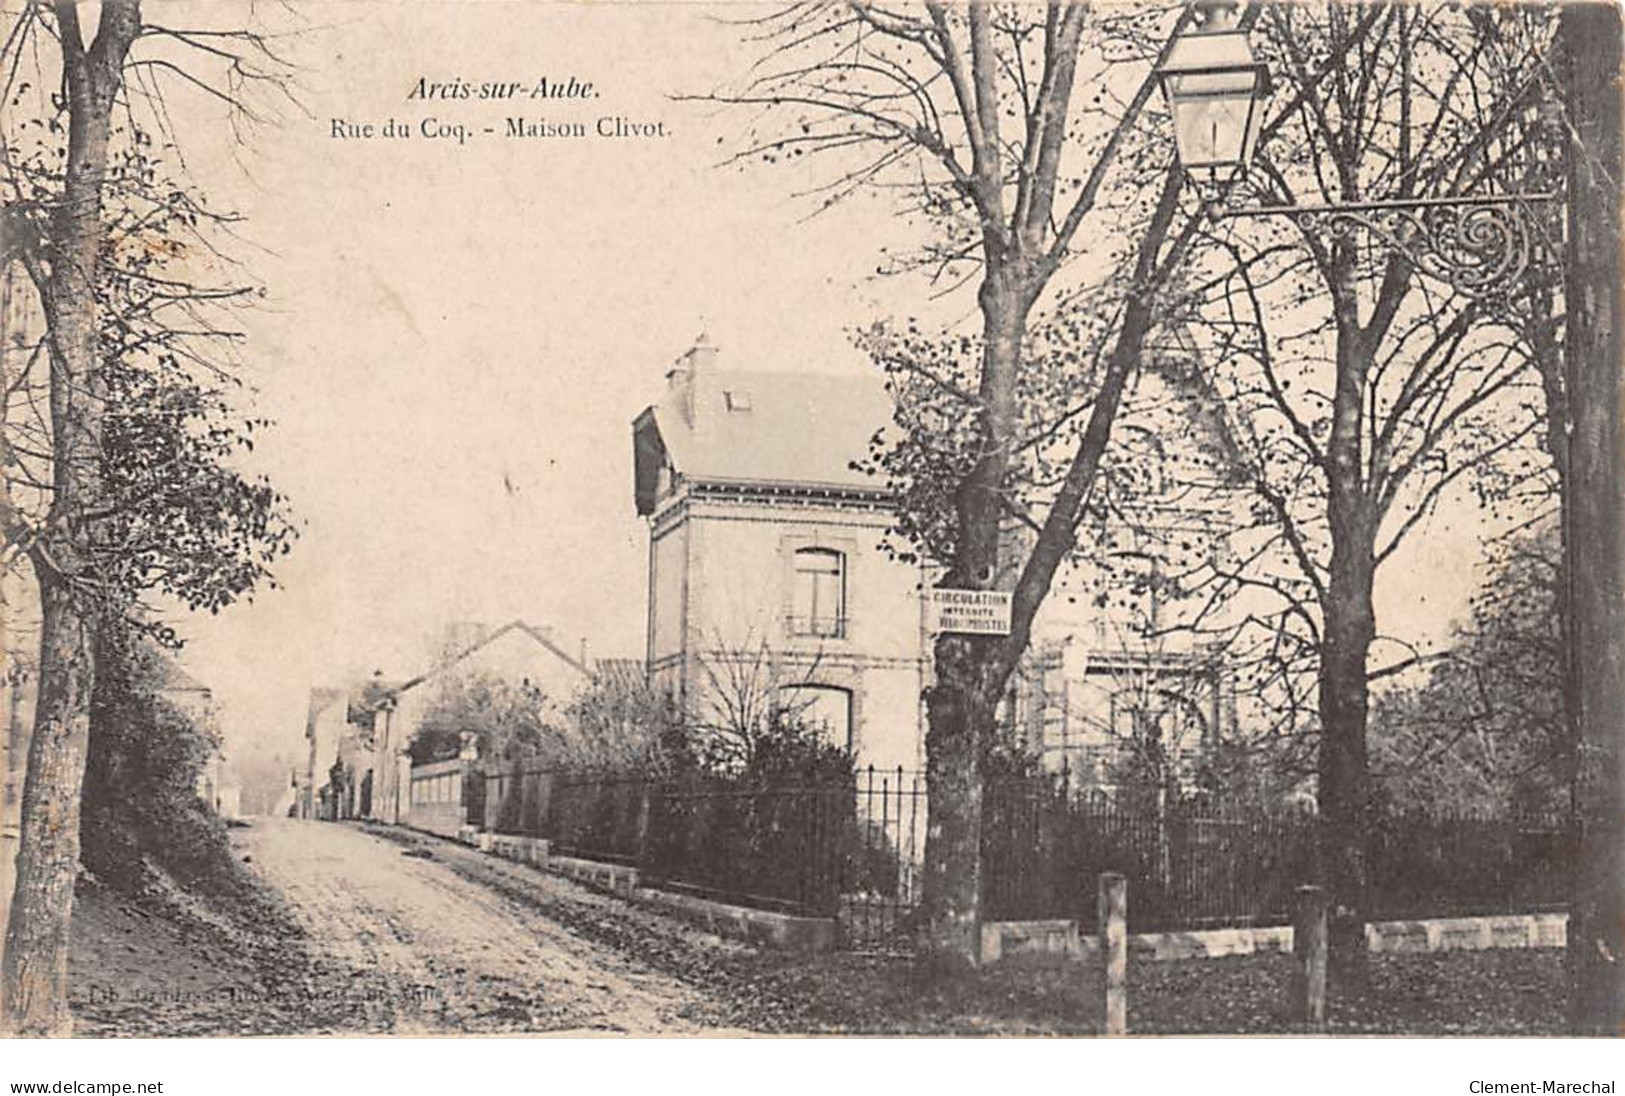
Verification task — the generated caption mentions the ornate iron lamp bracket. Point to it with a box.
[1212,192,1559,299]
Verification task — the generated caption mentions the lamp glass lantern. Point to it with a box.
[1155,25,1270,195]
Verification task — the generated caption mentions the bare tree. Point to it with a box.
[690,630,832,773]
[707,0,1226,968]
[1170,4,1562,990]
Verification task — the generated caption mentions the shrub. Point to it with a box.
[79,629,251,904]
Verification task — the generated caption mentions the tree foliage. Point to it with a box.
[413,673,572,766]
[1369,521,1564,816]
[5,76,297,633]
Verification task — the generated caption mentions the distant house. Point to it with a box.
[302,686,348,819]
[632,338,1235,790]
[144,658,244,819]
[321,620,593,826]
[153,657,213,722]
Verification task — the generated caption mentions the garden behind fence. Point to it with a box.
[473,762,1568,950]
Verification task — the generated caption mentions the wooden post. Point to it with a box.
[1292,884,1329,1031]
[634,781,653,869]
[482,764,501,834]
[1098,871,1127,1036]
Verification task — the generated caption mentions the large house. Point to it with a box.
[633,338,930,773]
[632,338,1234,788]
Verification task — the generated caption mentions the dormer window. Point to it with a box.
[790,548,846,638]
[724,389,753,412]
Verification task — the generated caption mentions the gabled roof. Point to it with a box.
[357,620,592,713]
[633,356,893,515]
[152,658,210,695]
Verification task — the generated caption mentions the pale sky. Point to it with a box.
[94,2,1503,771]
[166,2,919,765]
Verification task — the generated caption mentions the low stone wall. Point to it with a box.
[403,802,466,840]
[459,823,1564,964]
[487,833,550,868]
[466,832,836,954]
[628,886,837,954]
[547,853,639,898]
[981,911,1569,965]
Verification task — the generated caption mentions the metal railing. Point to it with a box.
[784,614,848,639]
[475,760,1569,946]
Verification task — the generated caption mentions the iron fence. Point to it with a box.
[643,775,851,915]
[476,760,1569,946]
[547,772,647,865]
[981,778,1566,932]
[844,767,927,950]
[981,780,1322,931]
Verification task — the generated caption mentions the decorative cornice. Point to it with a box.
[649,478,895,536]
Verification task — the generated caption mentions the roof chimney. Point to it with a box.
[665,333,716,426]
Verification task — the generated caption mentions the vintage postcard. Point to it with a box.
[0,0,1620,1054]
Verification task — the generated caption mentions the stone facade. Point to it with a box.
[634,341,929,772]
[633,339,1236,788]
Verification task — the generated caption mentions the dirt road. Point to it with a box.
[238,818,725,1034]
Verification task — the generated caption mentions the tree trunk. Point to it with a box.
[0,0,140,1036]
[915,167,1189,970]
[1559,2,1625,1037]
[1317,545,1375,996]
[918,267,1029,970]
[1317,251,1375,996]
[920,633,996,970]
[1,579,94,1036]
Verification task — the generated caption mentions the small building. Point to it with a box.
[334,620,593,827]
[302,686,349,819]
[149,658,245,818]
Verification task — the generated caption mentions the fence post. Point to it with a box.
[634,780,653,869]
[1098,871,1127,1036]
[483,765,501,834]
[1291,884,1329,1031]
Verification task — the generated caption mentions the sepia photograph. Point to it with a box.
[0,0,1621,1060]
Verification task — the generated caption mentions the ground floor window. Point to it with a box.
[783,684,853,751]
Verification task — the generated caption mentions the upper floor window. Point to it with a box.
[790,547,846,638]
[1110,687,1208,761]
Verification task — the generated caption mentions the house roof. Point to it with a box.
[358,620,592,712]
[594,657,646,694]
[307,686,346,717]
[152,658,210,695]
[633,346,893,515]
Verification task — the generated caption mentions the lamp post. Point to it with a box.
[1155,2,1556,298]
[1153,1,1270,200]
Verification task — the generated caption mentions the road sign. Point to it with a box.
[927,588,1013,635]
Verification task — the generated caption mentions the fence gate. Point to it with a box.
[840,768,927,953]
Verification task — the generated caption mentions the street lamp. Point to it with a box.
[1154,2,1269,201]
[1156,3,1557,298]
